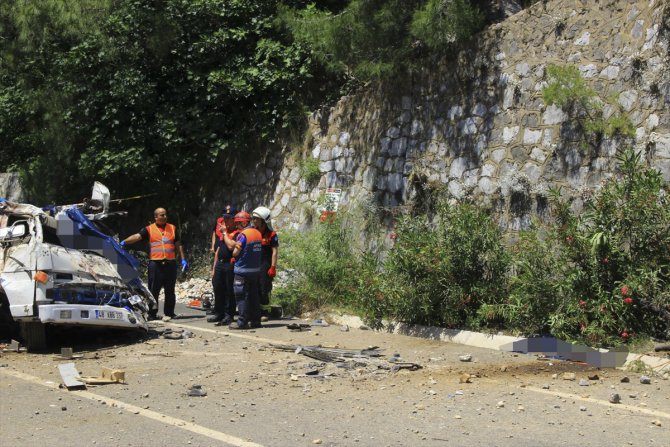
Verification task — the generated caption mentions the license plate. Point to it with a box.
[95,310,123,320]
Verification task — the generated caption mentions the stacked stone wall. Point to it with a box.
[203,0,670,237]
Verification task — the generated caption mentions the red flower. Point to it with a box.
[620,331,629,338]
[578,300,587,308]
[389,232,396,240]
[623,297,633,305]
[620,285,629,296]
[565,235,573,243]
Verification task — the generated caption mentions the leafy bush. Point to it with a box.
[366,200,509,329]
[504,149,670,346]
[279,0,485,82]
[299,157,321,185]
[279,148,669,348]
[542,64,635,148]
[276,212,360,313]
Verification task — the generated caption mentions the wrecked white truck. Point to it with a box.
[0,187,155,350]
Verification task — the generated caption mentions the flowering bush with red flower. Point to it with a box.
[503,149,670,346]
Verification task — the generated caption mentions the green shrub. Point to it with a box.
[299,157,321,185]
[505,148,670,346]
[372,200,510,329]
[277,212,361,312]
[542,64,635,150]
[276,150,669,348]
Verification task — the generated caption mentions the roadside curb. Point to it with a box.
[328,314,670,375]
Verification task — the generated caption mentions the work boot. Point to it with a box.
[229,322,249,330]
[206,314,223,323]
[249,321,262,329]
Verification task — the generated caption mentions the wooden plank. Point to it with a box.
[58,362,86,389]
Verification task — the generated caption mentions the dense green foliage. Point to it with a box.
[1,0,318,209]
[542,64,635,148]
[278,149,670,346]
[279,0,485,82]
[272,211,365,316]
[367,201,509,328]
[1,0,491,211]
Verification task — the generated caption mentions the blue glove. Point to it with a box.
[120,240,126,247]
[181,259,189,271]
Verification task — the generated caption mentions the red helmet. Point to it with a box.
[234,211,251,224]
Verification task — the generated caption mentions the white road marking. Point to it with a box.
[0,368,264,447]
[523,385,670,419]
[169,322,279,344]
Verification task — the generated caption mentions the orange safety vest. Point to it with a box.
[147,223,177,260]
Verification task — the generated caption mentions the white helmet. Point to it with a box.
[252,206,273,231]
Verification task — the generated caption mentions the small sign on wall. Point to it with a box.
[319,187,341,222]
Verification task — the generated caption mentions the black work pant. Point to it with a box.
[212,260,235,319]
[233,273,260,327]
[148,260,177,317]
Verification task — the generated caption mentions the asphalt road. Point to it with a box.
[1,305,669,447]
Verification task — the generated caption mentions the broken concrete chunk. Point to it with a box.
[459,354,472,362]
[459,373,472,384]
[562,372,576,381]
[79,367,126,385]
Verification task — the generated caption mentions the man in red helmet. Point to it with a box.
[226,211,263,329]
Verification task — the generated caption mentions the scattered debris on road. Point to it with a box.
[459,354,472,362]
[286,323,311,331]
[270,343,422,379]
[80,367,126,385]
[187,384,207,397]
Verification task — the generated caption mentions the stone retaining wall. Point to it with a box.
[204,0,669,237]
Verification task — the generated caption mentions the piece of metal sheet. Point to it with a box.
[58,362,86,389]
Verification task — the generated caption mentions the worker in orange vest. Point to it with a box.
[228,211,262,329]
[121,207,187,321]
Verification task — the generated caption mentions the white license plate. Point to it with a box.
[95,310,123,320]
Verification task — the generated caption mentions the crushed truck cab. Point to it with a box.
[0,191,155,349]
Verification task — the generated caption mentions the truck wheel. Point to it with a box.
[19,321,47,351]
[0,293,19,340]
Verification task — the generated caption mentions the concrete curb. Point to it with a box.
[328,314,670,375]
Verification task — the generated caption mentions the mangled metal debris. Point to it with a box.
[271,343,422,378]
[272,343,383,362]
